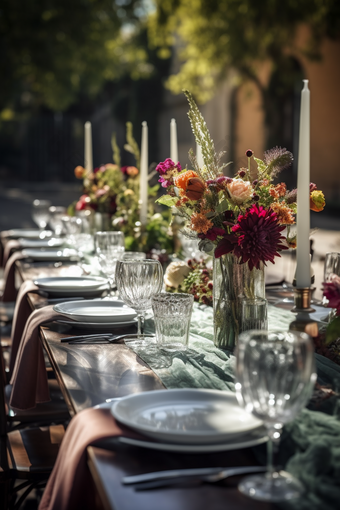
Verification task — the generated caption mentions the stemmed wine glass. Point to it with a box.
[94,231,125,295]
[235,330,316,502]
[115,259,163,347]
[32,199,51,229]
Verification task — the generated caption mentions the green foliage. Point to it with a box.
[111,133,121,168]
[149,0,340,103]
[124,121,141,170]
[0,0,152,113]
[325,316,340,345]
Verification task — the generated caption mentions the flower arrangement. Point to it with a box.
[70,122,174,255]
[156,90,325,270]
[313,275,340,366]
[164,258,213,306]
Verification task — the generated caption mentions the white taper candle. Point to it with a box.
[296,80,311,288]
[170,118,178,163]
[139,121,148,226]
[84,121,93,173]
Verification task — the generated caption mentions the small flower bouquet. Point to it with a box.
[71,123,174,256]
[164,258,213,306]
[156,90,325,269]
[315,275,340,365]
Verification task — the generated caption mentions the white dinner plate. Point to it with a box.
[54,299,137,323]
[7,229,52,239]
[19,238,64,249]
[111,389,263,445]
[117,429,268,453]
[22,248,79,261]
[57,317,137,330]
[34,276,109,297]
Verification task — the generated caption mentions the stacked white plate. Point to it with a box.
[110,389,267,453]
[19,238,64,249]
[34,276,109,298]
[54,299,137,329]
[22,248,78,261]
[7,229,53,239]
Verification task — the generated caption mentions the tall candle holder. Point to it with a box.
[289,287,319,338]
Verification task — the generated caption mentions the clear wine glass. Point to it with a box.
[94,231,125,294]
[235,330,316,502]
[32,199,52,229]
[115,259,163,347]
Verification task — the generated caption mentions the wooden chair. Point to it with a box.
[0,342,65,509]
[0,324,70,431]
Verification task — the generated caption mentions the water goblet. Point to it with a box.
[115,259,163,347]
[235,330,316,502]
[32,199,51,229]
[48,206,67,236]
[94,231,125,294]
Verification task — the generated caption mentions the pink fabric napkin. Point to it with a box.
[2,239,21,268]
[39,407,139,510]
[9,305,72,410]
[9,280,39,375]
[1,251,27,302]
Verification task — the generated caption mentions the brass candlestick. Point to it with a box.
[289,287,319,338]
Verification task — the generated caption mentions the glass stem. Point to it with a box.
[137,313,145,338]
[266,426,281,478]
[266,436,274,478]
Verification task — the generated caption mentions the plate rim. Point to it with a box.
[117,430,268,453]
[22,248,78,260]
[57,317,138,327]
[54,299,137,323]
[111,388,262,443]
[34,275,109,290]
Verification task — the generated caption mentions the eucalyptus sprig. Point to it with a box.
[184,89,217,179]
[111,133,121,168]
[124,121,140,170]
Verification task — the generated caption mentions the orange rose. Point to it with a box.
[74,165,85,179]
[174,170,198,192]
[185,177,206,200]
[227,179,252,205]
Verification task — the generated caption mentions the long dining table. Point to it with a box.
[8,254,340,510]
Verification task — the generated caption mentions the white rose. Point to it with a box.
[227,179,253,205]
[164,261,191,288]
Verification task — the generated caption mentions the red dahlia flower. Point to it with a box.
[323,275,340,315]
[215,205,288,270]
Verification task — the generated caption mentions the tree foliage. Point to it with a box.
[0,0,152,113]
[148,0,340,103]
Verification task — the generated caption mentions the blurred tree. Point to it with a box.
[0,0,152,114]
[148,0,340,103]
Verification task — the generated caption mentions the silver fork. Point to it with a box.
[123,466,266,490]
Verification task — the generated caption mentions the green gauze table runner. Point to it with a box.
[135,303,340,510]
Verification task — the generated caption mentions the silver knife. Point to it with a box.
[123,465,265,485]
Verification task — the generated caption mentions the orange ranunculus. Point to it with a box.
[126,166,139,177]
[310,190,325,212]
[74,165,85,179]
[174,170,198,192]
[185,177,206,200]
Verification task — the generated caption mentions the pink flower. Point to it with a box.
[215,205,288,270]
[75,194,91,211]
[227,179,253,205]
[323,275,340,315]
[156,158,182,188]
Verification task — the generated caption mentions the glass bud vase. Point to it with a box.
[213,253,265,351]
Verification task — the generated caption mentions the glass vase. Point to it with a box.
[213,253,265,351]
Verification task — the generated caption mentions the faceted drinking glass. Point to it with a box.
[94,231,125,293]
